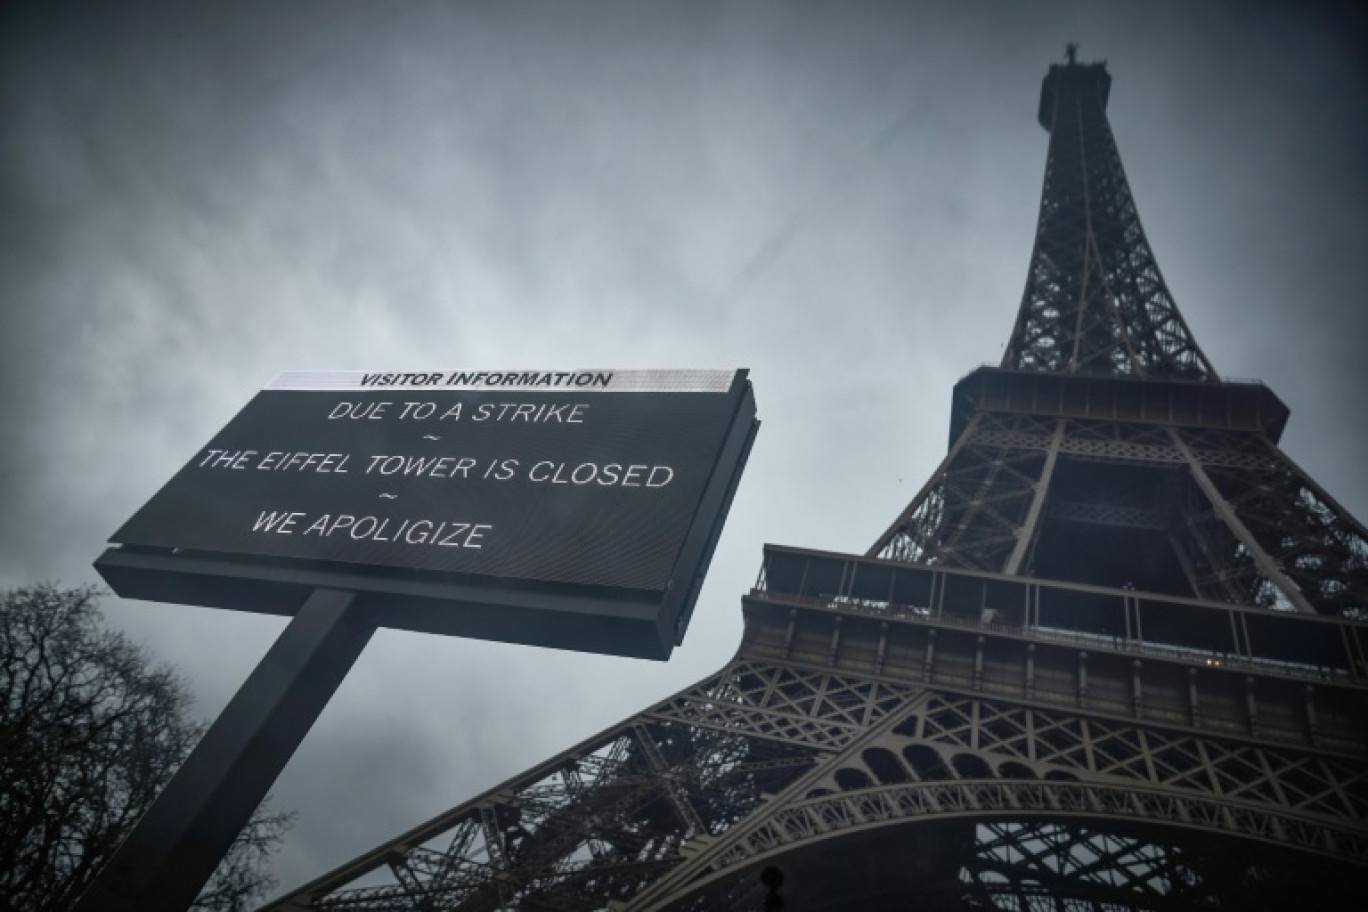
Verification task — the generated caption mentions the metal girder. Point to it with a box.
[1169,430,1315,614]
[261,661,850,911]
[873,413,1054,572]
[1006,420,1065,573]
[623,674,1368,910]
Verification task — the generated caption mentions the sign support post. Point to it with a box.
[73,588,375,912]
[82,367,757,905]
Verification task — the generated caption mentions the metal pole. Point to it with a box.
[73,588,374,912]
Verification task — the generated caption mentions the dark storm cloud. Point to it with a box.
[2,0,1363,894]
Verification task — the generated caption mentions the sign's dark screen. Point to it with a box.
[114,389,739,591]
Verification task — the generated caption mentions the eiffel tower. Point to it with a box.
[265,50,1368,911]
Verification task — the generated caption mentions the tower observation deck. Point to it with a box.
[264,51,1368,912]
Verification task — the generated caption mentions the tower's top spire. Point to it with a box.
[1003,59,1217,380]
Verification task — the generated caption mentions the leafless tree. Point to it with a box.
[0,584,292,912]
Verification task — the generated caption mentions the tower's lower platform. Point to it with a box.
[262,548,1368,911]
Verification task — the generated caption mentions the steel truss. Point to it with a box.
[874,409,1368,617]
[263,53,1368,912]
[265,648,1367,910]
[1002,59,1213,379]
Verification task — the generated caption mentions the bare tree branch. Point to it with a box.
[1,584,292,912]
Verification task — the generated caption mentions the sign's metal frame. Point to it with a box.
[96,371,757,660]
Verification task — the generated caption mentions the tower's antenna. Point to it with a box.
[1065,42,1079,64]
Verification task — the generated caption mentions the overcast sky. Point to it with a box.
[2,0,1365,898]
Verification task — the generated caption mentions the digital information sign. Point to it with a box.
[96,368,758,659]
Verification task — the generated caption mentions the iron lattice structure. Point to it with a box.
[265,53,1368,911]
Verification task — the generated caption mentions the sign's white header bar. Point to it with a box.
[268,368,738,394]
